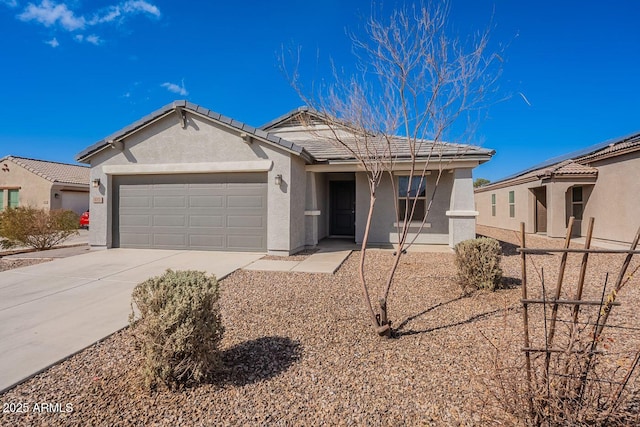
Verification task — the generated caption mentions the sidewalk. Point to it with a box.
[0,229,89,257]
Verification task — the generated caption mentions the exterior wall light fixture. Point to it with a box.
[92,178,101,188]
[274,174,282,186]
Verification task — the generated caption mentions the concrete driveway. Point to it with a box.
[0,249,262,393]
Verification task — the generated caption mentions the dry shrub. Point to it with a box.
[0,207,79,250]
[454,237,503,292]
[129,269,224,390]
[484,310,640,426]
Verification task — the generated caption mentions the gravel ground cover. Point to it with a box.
[261,248,320,262]
[1,227,639,426]
[0,258,51,272]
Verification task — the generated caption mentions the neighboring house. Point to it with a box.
[475,131,640,245]
[76,101,494,254]
[0,156,90,215]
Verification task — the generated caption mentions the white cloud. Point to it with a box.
[122,1,159,17]
[19,1,86,31]
[73,33,101,45]
[85,34,101,45]
[91,0,160,25]
[44,37,59,47]
[16,0,160,46]
[161,81,188,96]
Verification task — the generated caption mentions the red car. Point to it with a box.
[79,211,90,229]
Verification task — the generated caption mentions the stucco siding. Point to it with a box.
[475,181,536,233]
[355,171,453,245]
[88,111,299,252]
[582,151,640,243]
[289,155,307,252]
[476,150,640,245]
[0,162,52,210]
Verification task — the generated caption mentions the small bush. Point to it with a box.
[0,207,79,250]
[129,269,224,389]
[454,237,503,292]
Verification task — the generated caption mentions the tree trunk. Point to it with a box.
[359,194,380,331]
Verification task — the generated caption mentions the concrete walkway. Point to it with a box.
[243,239,452,274]
[0,249,262,393]
[244,239,357,274]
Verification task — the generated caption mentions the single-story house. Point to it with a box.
[76,101,494,254]
[475,131,640,245]
[0,156,90,215]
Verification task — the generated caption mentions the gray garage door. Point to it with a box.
[113,173,267,251]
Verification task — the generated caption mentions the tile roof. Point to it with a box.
[265,109,494,162]
[475,130,640,192]
[578,133,640,162]
[272,129,493,162]
[2,156,89,185]
[550,160,598,177]
[76,101,313,163]
[76,101,494,165]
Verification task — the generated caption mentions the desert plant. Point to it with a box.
[454,237,503,292]
[129,269,224,390]
[0,207,79,250]
[284,0,503,336]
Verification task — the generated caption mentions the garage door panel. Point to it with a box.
[120,196,152,208]
[189,234,225,249]
[190,215,224,228]
[227,195,265,208]
[189,195,224,208]
[228,215,264,228]
[154,182,187,189]
[120,233,151,247]
[190,182,226,190]
[153,196,186,208]
[114,173,267,251]
[227,235,265,250]
[153,215,186,227]
[153,234,187,247]
[121,214,152,227]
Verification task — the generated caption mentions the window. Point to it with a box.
[0,190,3,210]
[398,176,427,221]
[8,189,18,208]
[491,194,496,216]
[572,186,583,220]
[509,191,515,218]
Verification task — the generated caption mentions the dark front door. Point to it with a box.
[330,180,356,236]
[534,187,547,233]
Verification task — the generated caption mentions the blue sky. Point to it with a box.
[0,0,638,182]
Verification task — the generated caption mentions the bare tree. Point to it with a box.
[286,1,502,336]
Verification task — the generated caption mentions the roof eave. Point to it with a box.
[76,101,314,164]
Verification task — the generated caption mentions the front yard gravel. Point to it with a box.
[1,226,639,425]
[0,258,51,272]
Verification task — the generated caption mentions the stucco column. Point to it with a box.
[446,168,478,247]
[546,182,572,239]
[304,172,320,246]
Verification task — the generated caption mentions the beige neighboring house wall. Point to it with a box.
[0,156,89,215]
[475,132,640,245]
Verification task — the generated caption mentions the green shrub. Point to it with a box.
[0,207,79,250]
[129,269,224,389]
[454,237,503,292]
